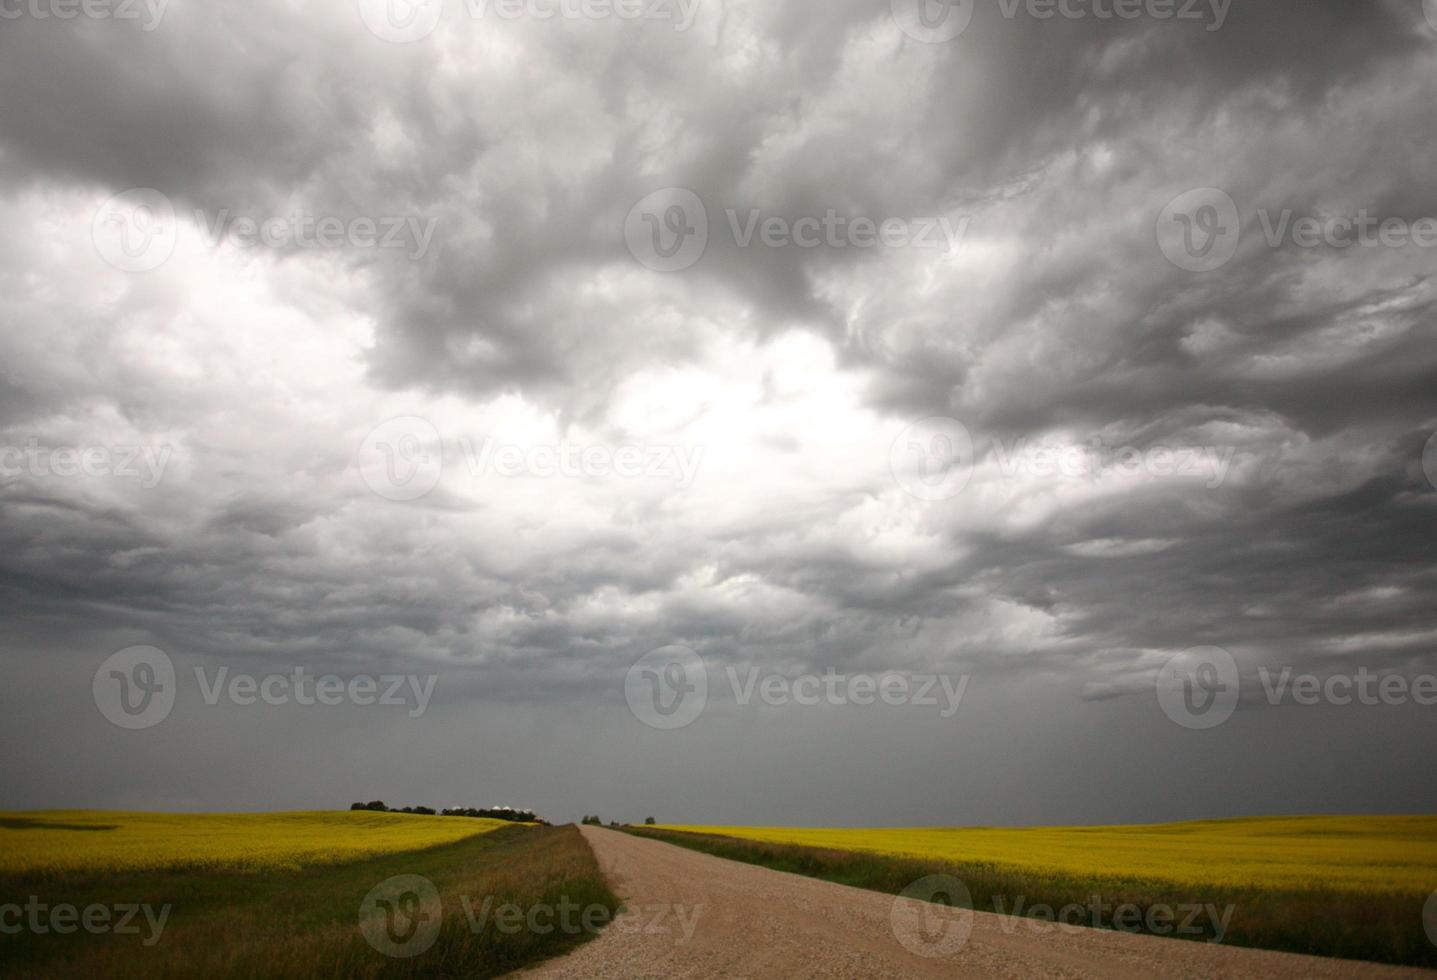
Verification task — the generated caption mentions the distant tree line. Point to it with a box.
[581,815,655,827]
[349,801,543,824]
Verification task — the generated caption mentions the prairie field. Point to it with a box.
[0,810,511,879]
[0,816,615,979]
[634,816,1437,968]
[658,815,1437,893]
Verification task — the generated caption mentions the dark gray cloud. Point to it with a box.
[1,0,1435,823]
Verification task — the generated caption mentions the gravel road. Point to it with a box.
[522,826,1431,979]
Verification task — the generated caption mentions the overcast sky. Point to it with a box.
[2,0,1436,826]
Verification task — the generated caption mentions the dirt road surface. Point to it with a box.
[522,826,1430,979]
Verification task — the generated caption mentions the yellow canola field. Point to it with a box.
[0,810,515,876]
[662,815,1437,893]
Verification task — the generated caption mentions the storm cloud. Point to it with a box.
[1,0,1434,824]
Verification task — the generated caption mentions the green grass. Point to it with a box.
[627,823,1437,969]
[0,823,618,979]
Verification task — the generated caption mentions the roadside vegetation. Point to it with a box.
[1,817,616,978]
[628,816,1437,968]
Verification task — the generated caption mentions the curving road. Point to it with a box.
[522,826,1431,980]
